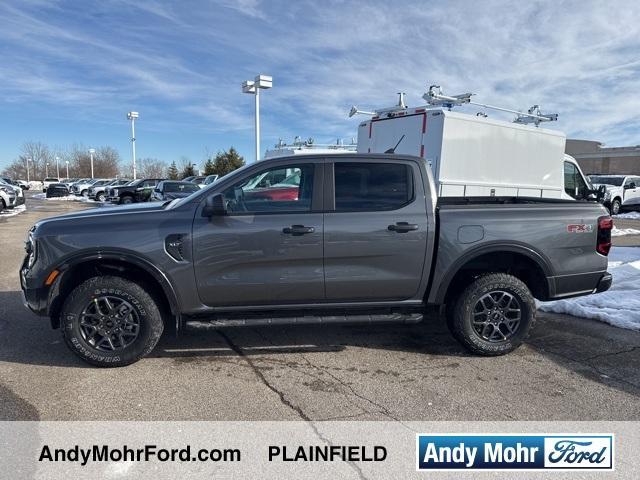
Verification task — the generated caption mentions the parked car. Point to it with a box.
[588,174,640,214]
[71,178,104,197]
[203,174,219,186]
[20,153,613,367]
[16,180,30,190]
[189,176,207,188]
[150,181,200,201]
[107,178,164,204]
[89,179,131,202]
[42,178,59,193]
[46,183,71,198]
[182,175,197,182]
[0,182,17,211]
[0,178,24,208]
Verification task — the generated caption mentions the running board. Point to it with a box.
[184,312,424,328]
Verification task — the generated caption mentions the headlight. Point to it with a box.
[25,233,37,268]
[0,186,9,193]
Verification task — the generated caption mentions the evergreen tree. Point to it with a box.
[203,157,215,175]
[181,163,196,179]
[212,147,245,177]
[167,161,179,180]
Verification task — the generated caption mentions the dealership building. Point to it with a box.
[566,139,640,175]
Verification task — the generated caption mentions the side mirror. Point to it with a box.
[592,184,605,202]
[202,193,226,217]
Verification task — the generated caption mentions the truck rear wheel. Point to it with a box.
[60,276,164,367]
[447,273,535,356]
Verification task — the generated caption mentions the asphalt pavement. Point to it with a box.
[1,192,639,421]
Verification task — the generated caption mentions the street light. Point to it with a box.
[45,162,50,178]
[65,160,69,179]
[88,148,95,179]
[242,74,272,161]
[127,111,139,179]
[55,156,60,178]
[26,157,31,183]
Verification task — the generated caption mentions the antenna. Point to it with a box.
[385,134,406,154]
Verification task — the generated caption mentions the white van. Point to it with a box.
[355,99,592,201]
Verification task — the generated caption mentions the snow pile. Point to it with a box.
[0,205,27,217]
[32,193,90,202]
[612,226,640,237]
[538,247,640,330]
[614,211,640,220]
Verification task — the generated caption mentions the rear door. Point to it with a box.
[323,158,429,301]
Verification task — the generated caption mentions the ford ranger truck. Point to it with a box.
[20,154,613,366]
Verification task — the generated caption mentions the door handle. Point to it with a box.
[283,225,315,235]
[388,222,419,233]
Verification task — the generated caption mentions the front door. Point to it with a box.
[192,162,324,307]
[623,177,640,208]
[323,159,429,301]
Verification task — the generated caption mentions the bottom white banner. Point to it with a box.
[0,421,637,479]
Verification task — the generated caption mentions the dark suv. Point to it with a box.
[107,178,164,204]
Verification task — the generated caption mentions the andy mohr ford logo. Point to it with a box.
[416,434,614,471]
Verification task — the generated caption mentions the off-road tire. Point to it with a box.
[447,273,535,356]
[61,276,164,367]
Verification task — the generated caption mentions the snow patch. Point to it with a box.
[612,226,640,237]
[0,204,27,217]
[539,247,640,331]
[33,193,91,202]
[614,211,640,220]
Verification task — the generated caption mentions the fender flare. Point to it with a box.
[433,242,555,304]
[51,249,181,319]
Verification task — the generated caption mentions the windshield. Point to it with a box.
[164,182,199,193]
[588,175,624,186]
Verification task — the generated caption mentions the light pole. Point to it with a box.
[26,157,31,183]
[45,162,49,178]
[55,156,60,178]
[242,74,272,161]
[65,160,69,179]
[88,148,95,179]
[127,112,139,179]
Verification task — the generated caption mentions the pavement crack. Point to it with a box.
[584,346,640,362]
[217,331,370,480]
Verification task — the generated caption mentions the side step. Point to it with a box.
[184,312,424,328]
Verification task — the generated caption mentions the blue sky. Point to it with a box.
[1,0,639,171]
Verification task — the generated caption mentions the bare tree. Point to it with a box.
[137,158,168,178]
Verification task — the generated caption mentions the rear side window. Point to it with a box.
[334,163,413,211]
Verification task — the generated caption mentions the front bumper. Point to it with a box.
[20,258,49,316]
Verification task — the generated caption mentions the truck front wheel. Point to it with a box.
[610,198,621,215]
[60,276,164,367]
[448,273,535,356]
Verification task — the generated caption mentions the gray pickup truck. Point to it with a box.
[20,154,613,367]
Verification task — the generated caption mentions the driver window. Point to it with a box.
[221,164,314,214]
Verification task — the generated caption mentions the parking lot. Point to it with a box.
[1,191,640,422]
